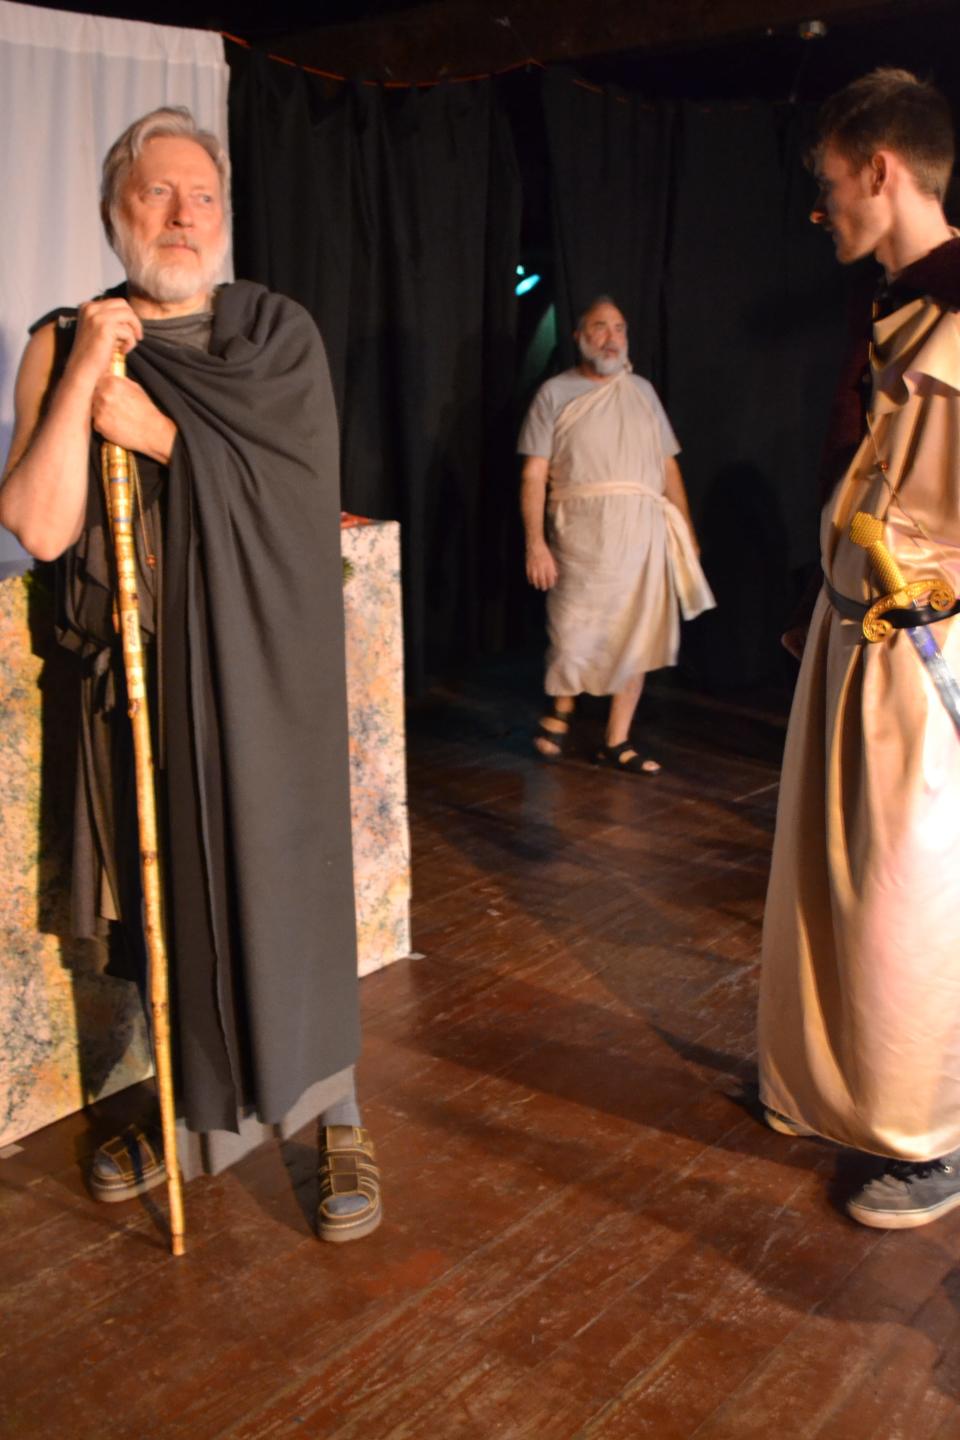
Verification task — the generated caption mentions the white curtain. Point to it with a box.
[0,0,229,572]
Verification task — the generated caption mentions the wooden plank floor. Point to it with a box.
[4,658,960,1439]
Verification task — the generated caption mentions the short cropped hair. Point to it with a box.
[100,106,231,244]
[576,295,625,331]
[812,68,955,201]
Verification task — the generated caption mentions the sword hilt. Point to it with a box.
[849,511,907,596]
[849,510,957,642]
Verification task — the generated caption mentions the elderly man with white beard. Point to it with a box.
[519,296,714,772]
[0,108,382,1242]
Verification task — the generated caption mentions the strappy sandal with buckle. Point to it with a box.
[534,702,574,762]
[317,1124,383,1243]
[88,1124,166,1203]
[596,741,661,775]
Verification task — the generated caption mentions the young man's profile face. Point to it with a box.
[810,142,884,264]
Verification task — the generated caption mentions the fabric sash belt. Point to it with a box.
[548,481,715,622]
[547,480,656,501]
[824,575,960,630]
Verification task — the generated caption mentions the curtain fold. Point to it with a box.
[228,46,521,688]
[542,67,676,385]
[664,101,847,685]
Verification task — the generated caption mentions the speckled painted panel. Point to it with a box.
[0,573,151,1149]
[342,521,411,976]
[0,526,409,1144]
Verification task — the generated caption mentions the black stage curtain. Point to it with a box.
[542,82,851,688]
[227,46,521,689]
[664,102,848,687]
[228,54,860,692]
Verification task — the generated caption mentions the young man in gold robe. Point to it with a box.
[760,69,960,1228]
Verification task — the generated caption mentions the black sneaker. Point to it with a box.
[847,1154,960,1229]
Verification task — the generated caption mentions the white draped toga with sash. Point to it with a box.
[543,369,715,696]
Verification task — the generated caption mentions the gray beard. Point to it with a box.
[112,221,228,305]
[578,338,627,376]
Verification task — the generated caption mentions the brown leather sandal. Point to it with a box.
[317,1124,383,1243]
[89,1124,166,1203]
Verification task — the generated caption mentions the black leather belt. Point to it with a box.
[824,575,960,629]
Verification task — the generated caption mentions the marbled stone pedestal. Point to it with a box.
[342,519,411,975]
[0,520,409,1147]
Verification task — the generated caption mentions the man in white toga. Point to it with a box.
[519,296,714,772]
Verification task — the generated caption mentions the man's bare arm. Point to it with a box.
[520,455,558,591]
[0,323,85,559]
[0,298,174,562]
[664,455,699,553]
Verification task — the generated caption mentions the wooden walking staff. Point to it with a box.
[100,349,185,1257]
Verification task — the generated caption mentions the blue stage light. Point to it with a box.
[515,273,541,296]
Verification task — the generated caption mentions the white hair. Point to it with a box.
[100,106,231,247]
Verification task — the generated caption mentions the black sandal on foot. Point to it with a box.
[534,704,574,762]
[317,1125,383,1243]
[596,741,661,775]
[88,1125,166,1203]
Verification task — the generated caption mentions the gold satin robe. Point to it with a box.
[759,293,960,1162]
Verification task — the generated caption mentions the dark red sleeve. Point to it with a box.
[817,276,873,508]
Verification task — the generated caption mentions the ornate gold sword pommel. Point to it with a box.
[849,510,956,641]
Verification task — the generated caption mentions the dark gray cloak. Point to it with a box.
[52,280,360,1132]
